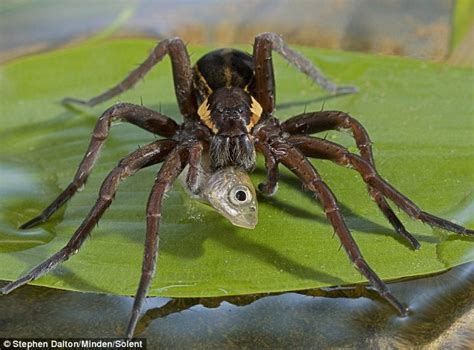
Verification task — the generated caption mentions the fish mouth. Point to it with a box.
[217,207,258,229]
[226,216,257,230]
[231,217,257,229]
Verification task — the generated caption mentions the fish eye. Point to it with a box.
[229,185,252,205]
[236,190,247,201]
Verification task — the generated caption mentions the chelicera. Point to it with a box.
[2,32,472,338]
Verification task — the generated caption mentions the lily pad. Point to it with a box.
[0,39,473,297]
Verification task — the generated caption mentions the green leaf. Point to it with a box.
[451,0,474,51]
[0,39,473,297]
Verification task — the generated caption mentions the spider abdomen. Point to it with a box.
[193,48,254,103]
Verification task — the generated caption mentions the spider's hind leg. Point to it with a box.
[20,103,178,229]
[1,139,176,295]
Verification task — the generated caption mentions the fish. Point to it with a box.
[179,160,258,229]
[202,166,258,229]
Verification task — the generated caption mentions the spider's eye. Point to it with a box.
[229,185,252,205]
[237,107,243,113]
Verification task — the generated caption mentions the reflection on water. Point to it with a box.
[0,161,57,252]
[0,263,472,348]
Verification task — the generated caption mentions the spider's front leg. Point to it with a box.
[125,146,189,339]
[252,32,357,116]
[63,37,197,119]
[288,135,474,236]
[1,139,176,295]
[20,103,178,229]
[268,138,407,315]
[282,111,421,249]
[185,141,204,194]
[255,142,279,196]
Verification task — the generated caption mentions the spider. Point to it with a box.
[2,32,472,339]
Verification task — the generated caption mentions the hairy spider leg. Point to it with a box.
[62,38,197,119]
[20,103,178,229]
[252,32,358,116]
[288,135,474,236]
[255,142,279,195]
[271,139,408,315]
[1,139,176,295]
[282,111,421,249]
[125,147,189,339]
[185,141,204,194]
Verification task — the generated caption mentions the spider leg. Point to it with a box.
[1,139,175,295]
[271,138,407,315]
[185,141,204,194]
[125,147,188,339]
[288,135,474,236]
[252,32,357,115]
[255,141,279,196]
[282,111,420,249]
[20,103,178,229]
[63,38,197,119]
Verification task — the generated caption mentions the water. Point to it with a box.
[0,161,57,253]
[0,263,473,347]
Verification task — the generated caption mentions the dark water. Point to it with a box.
[1,263,473,348]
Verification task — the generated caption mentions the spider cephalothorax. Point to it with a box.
[198,87,262,171]
[2,32,472,340]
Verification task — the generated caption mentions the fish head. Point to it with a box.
[204,167,258,229]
